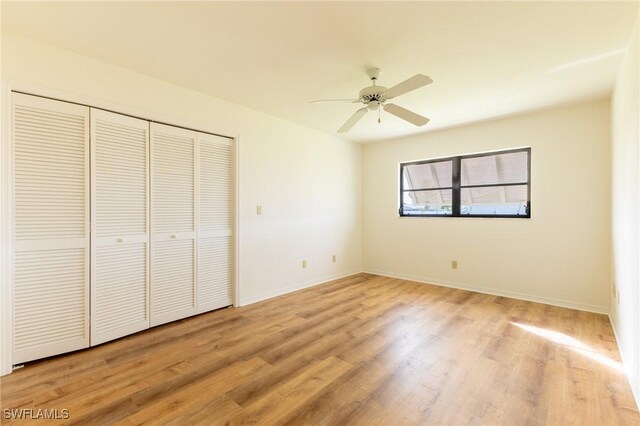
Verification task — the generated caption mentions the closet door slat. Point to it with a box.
[91,109,150,345]
[12,93,90,364]
[150,123,197,326]
[197,133,233,313]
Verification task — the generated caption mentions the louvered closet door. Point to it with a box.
[91,109,149,345]
[197,133,233,313]
[150,123,197,326]
[12,93,90,364]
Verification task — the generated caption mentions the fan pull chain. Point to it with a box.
[378,107,381,124]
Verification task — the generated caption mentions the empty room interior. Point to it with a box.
[0,1,639,424]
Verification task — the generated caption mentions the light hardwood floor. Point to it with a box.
[1,273,638,425]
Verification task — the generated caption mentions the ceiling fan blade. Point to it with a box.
[338,107,368,133]
[383,74,433,100]
[384,103,429,127]
[310,98,360,104]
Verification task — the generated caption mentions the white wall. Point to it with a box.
[611,16,640,407]
[363,100,612,313]
[0,33,362,373]
[0,0,5,376]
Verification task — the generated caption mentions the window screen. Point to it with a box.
[400,148,530,218]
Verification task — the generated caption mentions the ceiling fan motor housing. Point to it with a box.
[359,85,388,106]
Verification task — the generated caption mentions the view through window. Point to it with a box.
[400,148,530,217]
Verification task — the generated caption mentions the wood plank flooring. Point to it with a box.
[1,273,638,425]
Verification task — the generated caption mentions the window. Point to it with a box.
[400,148,530,218]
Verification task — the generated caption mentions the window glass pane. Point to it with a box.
[461,151,528,186]
[403,160,452,190]
[402,189,452,215]
[460,185,528,216]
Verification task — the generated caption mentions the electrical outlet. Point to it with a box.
[332,255,337,263]
[617,291,620,304]
[256,205,262,215]
[302,260,307,269]
[451,260,458,269]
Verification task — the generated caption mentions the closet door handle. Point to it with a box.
[117,237,126,243]
[171,234,178,239]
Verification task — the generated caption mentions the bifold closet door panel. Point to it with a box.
[12,93,90,364]
[150,123,197,326]
[90,109,149,345]
[197,133,233,313]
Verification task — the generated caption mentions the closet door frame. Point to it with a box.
[231,134,239,309]
[90,108,150,345]
[2,86,13,375]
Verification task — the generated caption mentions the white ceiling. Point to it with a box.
[3,1,638,143]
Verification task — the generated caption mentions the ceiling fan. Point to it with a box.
[311,68,433,133]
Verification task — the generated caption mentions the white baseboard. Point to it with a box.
[608,314,640,410]
[239,268,611,315]
[362,268,610,315]
[238,270,362,306]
